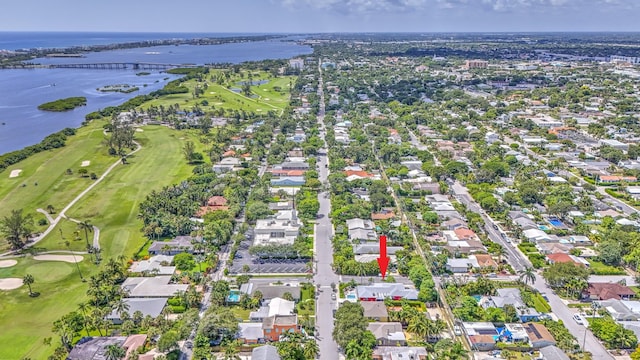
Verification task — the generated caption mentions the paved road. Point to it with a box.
[501,133,638,216]
[314,64,341,360]
[450,180,613,359]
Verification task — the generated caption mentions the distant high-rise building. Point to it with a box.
[289,58,304,69]
[610,55,640,65]
[465,59,489,69]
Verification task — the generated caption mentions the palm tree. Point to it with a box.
[355,261,367,284]
[222,340,240,360]
[112,299,130,320]
[78,220,93,249]
[407,314,429,341]
[302,339,320,359]
[492,246,507,264]
[518,267,536,286]
[23,274,34,296]
[104,344,126,360]
[77,302,92,337]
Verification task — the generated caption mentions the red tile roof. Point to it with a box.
[587,282,636,300]
[546,253,584,266]
[454,228,476,240]
[344,170,374,178]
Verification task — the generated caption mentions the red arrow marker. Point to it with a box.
[377,235,390,280]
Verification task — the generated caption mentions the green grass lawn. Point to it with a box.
[231,306,251,321]
[0,124,203,358]
[0,121,114,252]
[0,257,94,360]
[588,260,626,275]
[144,70,295,115]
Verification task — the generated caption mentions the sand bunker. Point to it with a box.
[0,278,23,290]
[34,255,83,263]
[81,161,90,167]
[136,128,144,132]
[9,169,22,178]
[209,92,216,94]
[0,260,17,268]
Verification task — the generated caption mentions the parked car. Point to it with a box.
[331,293,336,300]
[453,325,462,336]
[573,314,585,325]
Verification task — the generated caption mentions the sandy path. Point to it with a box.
[0,260,17,268]
[9,169,22,178]
[0,278,23,290]
[34,254,84,263]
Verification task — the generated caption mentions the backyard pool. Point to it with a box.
[548,218,565,227]
[227,290,241,303]
[346,293,357,301]
[538,225,550,231]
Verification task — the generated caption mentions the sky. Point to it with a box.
[1,0,639,33]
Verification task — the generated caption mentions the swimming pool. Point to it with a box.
[227,290,240,303]
[346,293,357,301]
[548,218,565,227]
[538,225,550,231]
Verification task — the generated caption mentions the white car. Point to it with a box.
[573,314,585,325]
[453,325,462,336]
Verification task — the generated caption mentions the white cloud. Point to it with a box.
[277,0,638,14]
[279,0,430,13]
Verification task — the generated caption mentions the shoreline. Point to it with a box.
[1,34,288,66]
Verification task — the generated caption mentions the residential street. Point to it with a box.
[314,64,341,360]
[450,181,613,359]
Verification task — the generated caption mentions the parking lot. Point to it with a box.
[229,238,310,274]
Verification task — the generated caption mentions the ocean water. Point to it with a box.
[0,33,313,154]
[0,32,266,51]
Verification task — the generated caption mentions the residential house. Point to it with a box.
[367,322,406,346]
[472,254,498,269]
[269,201,294,211]
[346,218,377,242]
[356,283,419,301]
[469,335,497,351]
[361,301,389,321]
[253,210,301,246]
[121,276,189,298]
[262,314,298,341]
[213,157,241,173]
[546,253,589,267]
[196,196,229,217]
[270,176,306,187]
[372,347,427,360]
[597,299,640,321]
[129,255,175,276]
[251,345,281,360]
[536,242,573,255]
[480,288,540,322]
[412,182,441,194]
[446,258,478,273]
[106,298,168,324]
[524,323,557,348]
[539,345,570,360]
[371,209,396,221]
[569,235,592,246]
[67,335,146,360]
[441,218,468,231]
[241,281,301,301]
[523,229,553,243]
[583,283,636,301]
[501,323,529,343]
[249,297,295,322]
[238,323,264,344]
[148,236,198,255]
